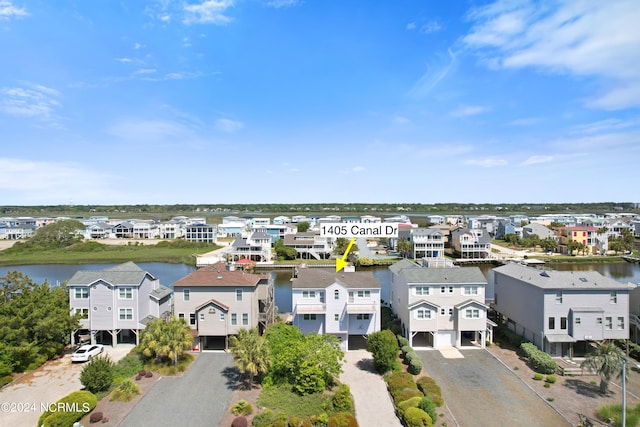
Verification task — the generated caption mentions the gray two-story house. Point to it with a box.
[389,259,493,349]
[493,263,634,358]
[172,262,274,351]
[68,262,172,346]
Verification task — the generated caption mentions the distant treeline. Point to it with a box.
[1,202,638,217]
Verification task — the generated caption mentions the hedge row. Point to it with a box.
[384,372,433,427]
[400,342,423,375]
[37,390,97,427]
[520,342,557,375]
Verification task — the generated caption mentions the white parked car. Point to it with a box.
[71,344,104,362]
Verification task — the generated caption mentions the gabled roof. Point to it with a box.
[493,263,633,290]
[401,266,487,285]
[173,262,268,287]
[389,259,421,275]
[455,299,488,310]
[67,262,153,287]
[291,268,380,289]
[408,299,440,310]
[251,231,271,240]
[195,298,229,312]
[150,285,172,300]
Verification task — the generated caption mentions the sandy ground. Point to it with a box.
[0,345,134,427]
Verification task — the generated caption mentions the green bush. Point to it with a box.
[418,396,437,423]
[416,377,443,407]
[398,335,410,348]
[231,399,254,416]
[252,409,276,427]
[38,390,97,427]
[332,384,354,413]
[597,402,640,427]
[110,378,140,402]
[403,407,433,427]
[368,330,401,373]
[394,388,424,405]
[408,358,423,375]
[545,375,557,384]
[386,371,418,400]
[111,351,143,379]
[397,396,422,418]
[401,345,412,356]
[273,419,287,427]
[405,351,418,364]
[327,411,358,427]
[520,342,557,374]
[79,354,113,393]
[0,375,12,387]
[288,415,302,427]
[533,373,544,380]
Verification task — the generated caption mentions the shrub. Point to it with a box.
[252,409,276,427]
[405,351,418,364]
[386,371,417,399]
[0,375,12,387]
[135,374,142,380]
[273,420,287,427]
[327,411,358,427]
[110,378,140,402]
[231,400,254,416]
[38,390,97,427]
[145,370,153,378]
[89,411,103,423]
[398,335,410,348]
[403,407,433,427]
[401,345,412,356]
[232,416,249,427]
[408,358,423,375]
[138,369,147,376]
[111,352,143,379]
[368,330,401,373]
[545,375,557,384]
[394,388,424,405]
[332,384,354,413]
[397,396,423,418]
[302,419,313,427]
[79,355,113,393]
[416,377,443,407]
[520,342,557,374]
[288,415,302,427]
[533,373,544,380]
[418,396,437,423]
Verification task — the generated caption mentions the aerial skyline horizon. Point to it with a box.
[1,1,639,205]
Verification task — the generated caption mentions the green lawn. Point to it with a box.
[257,384,334,418]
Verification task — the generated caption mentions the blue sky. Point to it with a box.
[1,0,639,206]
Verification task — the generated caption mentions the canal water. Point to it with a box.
[1,261,639,314]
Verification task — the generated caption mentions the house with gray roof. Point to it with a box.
[409,228,445,259]
[68,262,172,346]
[229,231,272,262]
[492,263,633,358]
[389,259,493,349]
[291,266,381,351]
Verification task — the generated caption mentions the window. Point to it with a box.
[448,308,453,315]
[440,308,446,316]
[302,290,316,299]
[548,317,555,329]
[448,286,454,293]
[189,313,196,325]
[74,288,88,299]
[319,292,325,303]
[356,314,370,320]
[231,313,237,326]
[178,313,185,320]
[416,309,431,319]
[357,290,371,298]
[236,289,243,302]
[199,313,205,321]
[303,314,317,321]
[610,291,618,304]
[440,286,446,294]
[617,317,625,330]
[242,313,249,326]
[560,317,567,330]
[415,286,429,296]
[463,286,478,295]
[575,317,581,325]
[75,308,89,319]
[334,314,339,322]
[118,287,133,299]
[334,290,339,300]
[596,317,603,325]
[220,313,225,321]
[119,308,133,320]
[555,291,562,304]
[605,317,613,330]
[465,309,480,318]
[183,289,190,302]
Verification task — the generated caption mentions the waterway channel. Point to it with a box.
[1,261,639,314]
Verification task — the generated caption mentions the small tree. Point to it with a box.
[296,221,310,232]
[80,355,113,393]
[139,317,192,366]
[581,341,626,394]
[396,238,412,258]
[367,330,399,373]
[228,328,270,386]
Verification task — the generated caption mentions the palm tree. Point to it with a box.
[581,341,627,394]
[396,237,411,258]
[228,328,270,387]
[140,317,192,366]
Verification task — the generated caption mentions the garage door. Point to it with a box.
[435,331,455,347]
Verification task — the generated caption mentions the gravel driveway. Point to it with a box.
[121,352,234,427]
[0,344,134,427]
[417,349,570,427]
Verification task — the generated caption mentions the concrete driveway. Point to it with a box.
[0,344,134,427]
[121,352,235,427]
[417,349,570,427]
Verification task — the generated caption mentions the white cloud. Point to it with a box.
[0,84,61,120]
[463,0,640,109]
[266,0,299,8]
[420,20,443,34]
[570,118,640,135]
[408,49,457,98]
[465,157,507,167]
[0,0,28,19]
[406,22,416,30]
[134,68,157,75]
[133,42,144,49]
[450,104,491,117]
[215,118,244,132]
[183,0,234,25]
[115,57,134,63]
[521,155,554,166]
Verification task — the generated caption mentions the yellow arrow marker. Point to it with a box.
[336,237,356,272]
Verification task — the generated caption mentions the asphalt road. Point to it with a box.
[418,349,570,427]
[120,352,235,427]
